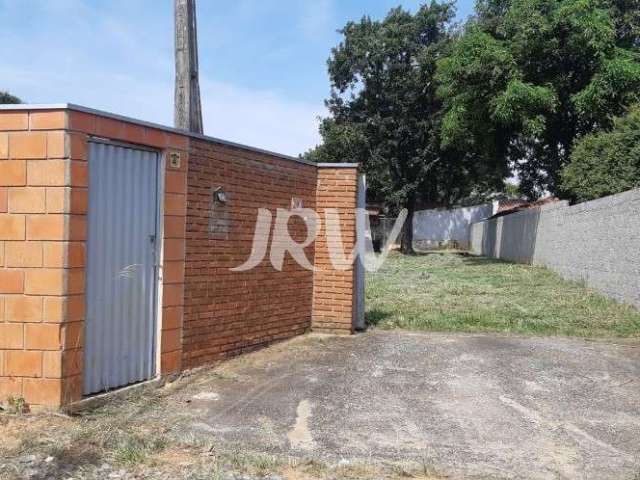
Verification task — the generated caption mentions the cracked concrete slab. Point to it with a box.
[172,330,640,479]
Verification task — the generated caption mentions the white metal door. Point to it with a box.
[84,141,160,395]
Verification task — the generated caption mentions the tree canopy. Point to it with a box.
[307,0,640,247]
[561,103,640,202]
[437,0,640,198]
[0,91,21,104]
[304,1,508,252]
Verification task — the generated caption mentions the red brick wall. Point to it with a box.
[182,139,317,368]
[1,105,359,408]
[312,167,358,333]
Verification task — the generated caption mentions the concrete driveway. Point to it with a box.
[175,330,640,479]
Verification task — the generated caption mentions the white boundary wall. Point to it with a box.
[470,188,640,308]
[413,203,493,250]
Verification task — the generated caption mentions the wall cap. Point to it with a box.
[316,163,359,168]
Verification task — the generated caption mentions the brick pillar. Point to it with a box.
[0,109,85,408]
[159,154,188,377]
[312,165,358,334]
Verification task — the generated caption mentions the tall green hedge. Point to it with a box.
[562,105,640,202]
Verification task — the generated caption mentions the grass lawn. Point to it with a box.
[366,252,640,338]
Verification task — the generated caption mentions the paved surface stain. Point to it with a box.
[287,399,315,451]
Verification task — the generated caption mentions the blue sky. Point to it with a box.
[0,0,474,156]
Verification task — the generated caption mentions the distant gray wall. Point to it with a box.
[414,203,493,250]
[470,189,640,308]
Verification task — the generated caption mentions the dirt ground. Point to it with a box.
[2,331,640,479]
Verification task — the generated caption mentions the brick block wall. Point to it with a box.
[182,139,317,368]
[0,110,79,407]
[312,167,358,333]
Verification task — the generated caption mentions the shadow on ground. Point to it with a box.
[365,308,393,327]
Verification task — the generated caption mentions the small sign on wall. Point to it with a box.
[168,151,182,169]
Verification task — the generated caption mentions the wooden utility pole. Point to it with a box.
[174,0,203,133]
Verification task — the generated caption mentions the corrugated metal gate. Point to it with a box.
[84,141,161,395]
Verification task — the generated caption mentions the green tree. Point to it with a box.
[561,104,640,202]
[437,0,640,198]
[305,2,508,253]
[0,91,21,104]
[608,0,640,48]
[303,118,390,206]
